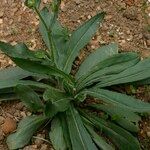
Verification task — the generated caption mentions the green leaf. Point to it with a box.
[0,93,17,102]
[6,115,47,150]
[85,124,115,150]
[66,104,98,150]
[0,41,39,60]
[0,79,51,93]
[81,110,141,150]
[39,7,69,69]
[0,67,31,80]
[15,85,44,112]
[35,0,41,8]
[89,104,141,132]
[85,88,150,113]
[0,66,34,90]
[134,78,150,85]
[17,80,52,89]
[39,7,53,50]
[96,57,150,87]
[58,113,72,149]
[0,79,22,89]
[63,12,105,74]
[76,43,118,79]
[50,116,68,150]
[12,58,74,83]
[43,88,72,117]
[77,53,140,90]
[0,41,50,66]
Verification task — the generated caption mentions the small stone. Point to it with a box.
[0,128,4,140]
[43,0,48,4]
[147,131,150,137]
[87,15,92,19]
[23,145,38,150]
[1,118,17,134]
[146,40,150,47]
[126,35,133,41]
[143,33,150,40]
[0,19,3,24]
[0,11,4,18]
[16,102,24,110]
[117,1,126,9]
[123,7,138,20]
[20,111,27,118]
[26,112,32,116]
[0,116,4,125]
[34,135,45,146]
[75,0,81,5]
[105,15,112,20]
[60,1,66,11]
[40,144,48,150]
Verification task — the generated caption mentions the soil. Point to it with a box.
[0,0,150,149]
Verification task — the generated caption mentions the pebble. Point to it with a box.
[123,7,138,20]
[43,0,48,3]
[0,10,4,18]
[146,39,150,47]
[0,128,4,140]
[87,15,92,19]
[1,118,17,134]
[147,131,150,137]
[0,116,4,125]
[60,1,66,11]
[75,0,81,5]
[16,102,24,110]
[117,1,126,9]
[40,144,48,150]
[0,19,3,24]
[34,134,45,146]
[20,111,27,118]
[23,145,38,150]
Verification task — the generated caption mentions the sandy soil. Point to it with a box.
[0,0,150,149]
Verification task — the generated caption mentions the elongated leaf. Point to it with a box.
[76,43,118,79]
[0,93,17,102]
[66,104,98,150]
[15,85,44,112]
[0,67,31,80]
[96,57,150,87]
[43,88,72,117]
[81,110,141,150]
[0,79,51,91]
[6,115,47,150]
[77,53,140,90]
[59,113,72,149]
[89,104,141,132]
[134,78,150,85]
[39,7,53,50]
[12,58,74,83]
[17,80,51,89]
[0,79,21,89]
[0,67,33,89]
[63,12,105,74]
[0,42,39,60]
[39,7,69,69]
[50,116,68,150]
[85,88,150,113]
[85,124,115,150]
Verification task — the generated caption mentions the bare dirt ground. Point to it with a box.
[0,0,150,149]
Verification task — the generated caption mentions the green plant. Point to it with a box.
[0,0,150,149]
